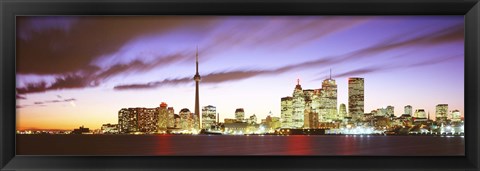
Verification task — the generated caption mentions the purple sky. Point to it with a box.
[15,16,464,130]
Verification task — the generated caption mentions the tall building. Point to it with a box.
[281,96,293,128]
[338,103,347,119]
[167,107,175,128]
[158,102,168,131]
[235,108,245,122]
[319,73,338,122]
[193,46,201,129]
[348,77,364,122]
[436,104,448,121]
[404,105,413,115]
[202,105,216,130]
[179,108,192,130]
[292,79,305,128]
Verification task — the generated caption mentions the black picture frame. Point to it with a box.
[1,0,479,170]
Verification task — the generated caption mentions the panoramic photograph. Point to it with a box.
[15,16,464,156]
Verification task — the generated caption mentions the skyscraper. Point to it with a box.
[348,77,364,122]
[319,72,337,122]
[202,105,216,130]
[179,108,192,130]
[292,79,305,128]
[436,104,448,121]
[193,47,201,129]
[158,102,168,131]
[280,96,293,128]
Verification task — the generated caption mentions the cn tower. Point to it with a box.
[193,46,201,129]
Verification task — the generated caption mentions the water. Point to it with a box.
[16,134,464,156]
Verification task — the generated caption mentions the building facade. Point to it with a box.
[404,105,413,115]
[348,77,364,122]
[202,105,217,130]
[118,107,158,133]
[436,104,449,121]
[281,96,293,128]
[235,108,245,122]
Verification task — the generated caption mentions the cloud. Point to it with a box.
[113,23,463,90]
[16,16,219,75]
[330,54,461,79]
[17,17,463,93]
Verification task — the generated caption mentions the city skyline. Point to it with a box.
[16,16,464,130]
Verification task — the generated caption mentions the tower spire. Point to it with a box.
[297,78,300,85]
[196,45,199,74]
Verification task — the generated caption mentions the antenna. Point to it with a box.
[330,68,332,79]
[297,78,300,85]
[196,46,199,73]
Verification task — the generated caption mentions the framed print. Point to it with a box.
[1,0,479,170]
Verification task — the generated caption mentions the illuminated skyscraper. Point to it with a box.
[319,72,337,122]
[348,77,364,122]
[292,79,305,128]
[436,104,448,121]
[281,96,293,128]
[202,105,216,130]
[235,108,245,122]
[404,105,412,115]
[193,46,201,129]
[179,108,192,130]
[158,102,168,131]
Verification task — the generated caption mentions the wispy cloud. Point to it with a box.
[113,23,463,90]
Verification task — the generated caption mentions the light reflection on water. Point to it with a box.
[16,134,465,156]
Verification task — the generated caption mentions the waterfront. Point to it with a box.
[16,134,464,156]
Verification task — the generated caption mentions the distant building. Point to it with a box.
[386,106,394,116]
[451,110,462,122]
[71,126,90,134]
[292,79,305,128]
[167,107,175,128]
[404,105,413,115]
[101,124,118,134]
[319,76,337,122]
[414,109,427,122]
[281,96,293,128]
[179,108,193,130]
[235,108,245,122]
[224,118,237,124]
[202,105,217,130]
[118,107,158,133]
[248,114,257,124]
[436,104,448,122]
[348,77,364,122]
[158,102,169,131]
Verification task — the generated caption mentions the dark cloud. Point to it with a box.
[17,16,219,75]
